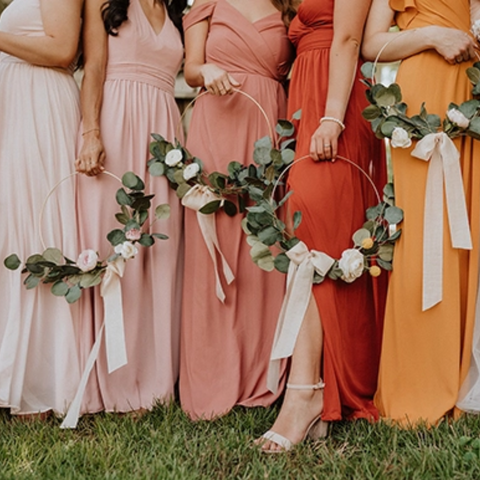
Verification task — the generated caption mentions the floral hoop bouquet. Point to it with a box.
[360,58,477,311]
[4,171,170,303]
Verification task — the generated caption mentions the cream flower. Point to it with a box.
[472,19,480,40]
[165,149,183,167]
[338,249,365,283]
[447,108,470,129]
[183,163,200,181]
[390,127,412,148]
[76,249,98,272]
[114,241,138,260]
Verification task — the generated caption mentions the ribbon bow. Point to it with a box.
[182,185,234,303]
[61,257,128,429]
[267,241,335,393]
[411,132,472,311]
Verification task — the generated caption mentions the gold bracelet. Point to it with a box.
[82,128,100,136]
[320,116,346,131]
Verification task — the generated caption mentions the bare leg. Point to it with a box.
[257,294,324,452]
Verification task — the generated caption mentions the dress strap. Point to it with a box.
[183,1,217,31]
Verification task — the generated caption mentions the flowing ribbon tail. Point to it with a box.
[267,242,334,393]
[61,258,128,428]
[182,185,235,303]
[60,325,105,429]
[412,133,472,311]
[196,212,235,303]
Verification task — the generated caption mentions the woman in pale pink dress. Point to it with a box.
[75,0,186,414]
[0,0,82,416]
[179,0,295,420]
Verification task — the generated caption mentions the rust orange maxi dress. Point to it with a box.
[287,0,387,422]
[374,0,480,426]
[179,0,294,420]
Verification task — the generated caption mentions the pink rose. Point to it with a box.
[125,228,142,241]
[76,249,98,272]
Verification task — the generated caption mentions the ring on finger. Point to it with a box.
[324,143,331,148]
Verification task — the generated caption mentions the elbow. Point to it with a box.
[55,46,79,69]
[183,64,203,88]
[361,36,376,61]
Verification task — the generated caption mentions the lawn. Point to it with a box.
[1,402,480,479]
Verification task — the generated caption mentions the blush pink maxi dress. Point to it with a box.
[179,0,293,420]
[75,0,184,413]
[0,0,81,415]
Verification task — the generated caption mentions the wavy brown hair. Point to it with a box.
[271,0,300,27]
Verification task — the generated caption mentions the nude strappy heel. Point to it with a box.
[259,380,329,453]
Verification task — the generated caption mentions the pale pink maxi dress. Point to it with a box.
[0,0,81,414]
[180,0,293,420]
[75,0,183,413]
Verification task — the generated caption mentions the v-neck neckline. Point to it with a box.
[137,0,167,37]
[222,0,279,26]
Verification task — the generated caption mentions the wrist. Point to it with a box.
[320,116,345,131]
[82,127,100,137]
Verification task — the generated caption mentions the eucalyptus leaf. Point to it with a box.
[116,188,132,206]
[253,136,273,166]
[257,254,275,272]
[458,100,480,119]
[149,162,165,177]
[155,204,171,220]
[122,172,145,191]
[352,228,372,247]
[4,254,21,270]
[292,109,302,120]
[199,200,221,214]
[250,241,272,260]
[360,62,375,79]
[293,211,302,230]
[139,233,154,247]
[378,244,394,262]
[66,284,82,303]
[274,253,290,274]
[275,120,294,138]
[42,248,63,265]
[362,105,382,121]
[24,274,41,289]
[115,212,130,225]
[107,229,127,246]
[173,169,187,184]
[152,233,169,240]
[80,272,102,288]
[257,226,280,246]
[376,258,393,271]
[384,205,404,225]
[51,280,69,296]
[223,200,238,217]
[176,183,192,199]
[467,67,480,85]
[281,148,295,165]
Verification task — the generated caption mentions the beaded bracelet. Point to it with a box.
[320,116,346,131]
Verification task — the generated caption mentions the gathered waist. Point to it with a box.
[105,63,176,94]
[295,27,333,55]
[0,53,75,75]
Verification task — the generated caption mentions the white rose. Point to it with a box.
[165,149,183,167]
[390,127,412,149]
[76,249,98,272]
[114,241,138,260]
[447,108,470,129]
[183,163,200,181]
[338,249,365,283]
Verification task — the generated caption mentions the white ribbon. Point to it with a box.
[182,185,235,303]
[61,257,128,429]
[267,241,335,393]
[411,133,472,311]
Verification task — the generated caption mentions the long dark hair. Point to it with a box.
[271,0,299,27]
[102,0,187,37]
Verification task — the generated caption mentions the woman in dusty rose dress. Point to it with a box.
[179,0,295,420]
[74,0,186,414]
[0,0,82,416]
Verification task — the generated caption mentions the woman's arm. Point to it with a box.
[471,0,480,25]
[183,0,239,95]
[0,0,82,68]
[75,0,107,176]
[309,0,372,160]
[362,0,476,64]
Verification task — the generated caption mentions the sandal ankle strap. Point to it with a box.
[286,380,325,390]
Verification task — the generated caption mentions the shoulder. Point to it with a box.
[190,0,217,10]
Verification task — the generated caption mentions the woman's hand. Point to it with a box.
[75,131,106,176]
[310,121,343,161]
[199,63,240,95]
[429,26,477,64]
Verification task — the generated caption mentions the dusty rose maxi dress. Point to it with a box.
[0,0,81,414]
[179,0,294,420]
[75,0,184,413]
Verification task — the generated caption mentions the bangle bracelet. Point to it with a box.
[320,116,346,131]
[82,128,100,136]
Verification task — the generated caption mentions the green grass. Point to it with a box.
[1,403,480,479]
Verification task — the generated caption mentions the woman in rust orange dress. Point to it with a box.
[258,0,386,451]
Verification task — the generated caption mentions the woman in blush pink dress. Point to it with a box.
[0,0,82,416]
[74,0,186,414]
[179,0,295,420]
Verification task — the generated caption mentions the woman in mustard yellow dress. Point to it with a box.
[362,0,480,425]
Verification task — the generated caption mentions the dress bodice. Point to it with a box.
[0,0,44,37]
[288,0,334,54]
[183,0,293,82]
[106,0,183,93]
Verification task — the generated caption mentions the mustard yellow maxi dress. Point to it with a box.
[375,0,480,425]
